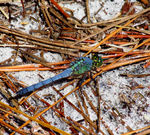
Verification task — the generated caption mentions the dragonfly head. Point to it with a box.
[92,54,103,68]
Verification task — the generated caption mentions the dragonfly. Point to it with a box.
[16,55,103,97]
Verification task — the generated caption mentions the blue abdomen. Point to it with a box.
[16,68,72,96]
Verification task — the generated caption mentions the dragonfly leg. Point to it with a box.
[78,74,88,87]
[89,71,96,84]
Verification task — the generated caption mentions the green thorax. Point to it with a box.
[71,57,93,75]
[70,55,103,76]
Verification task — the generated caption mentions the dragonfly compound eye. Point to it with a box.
[92,55,103,68]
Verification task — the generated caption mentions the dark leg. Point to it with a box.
[89,71,97,86]
[78,74,88,87]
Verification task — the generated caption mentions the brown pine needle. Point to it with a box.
[0,101,71,135]
[122,125,150,135]
[84,15,138,56]
[0,61,70,71]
